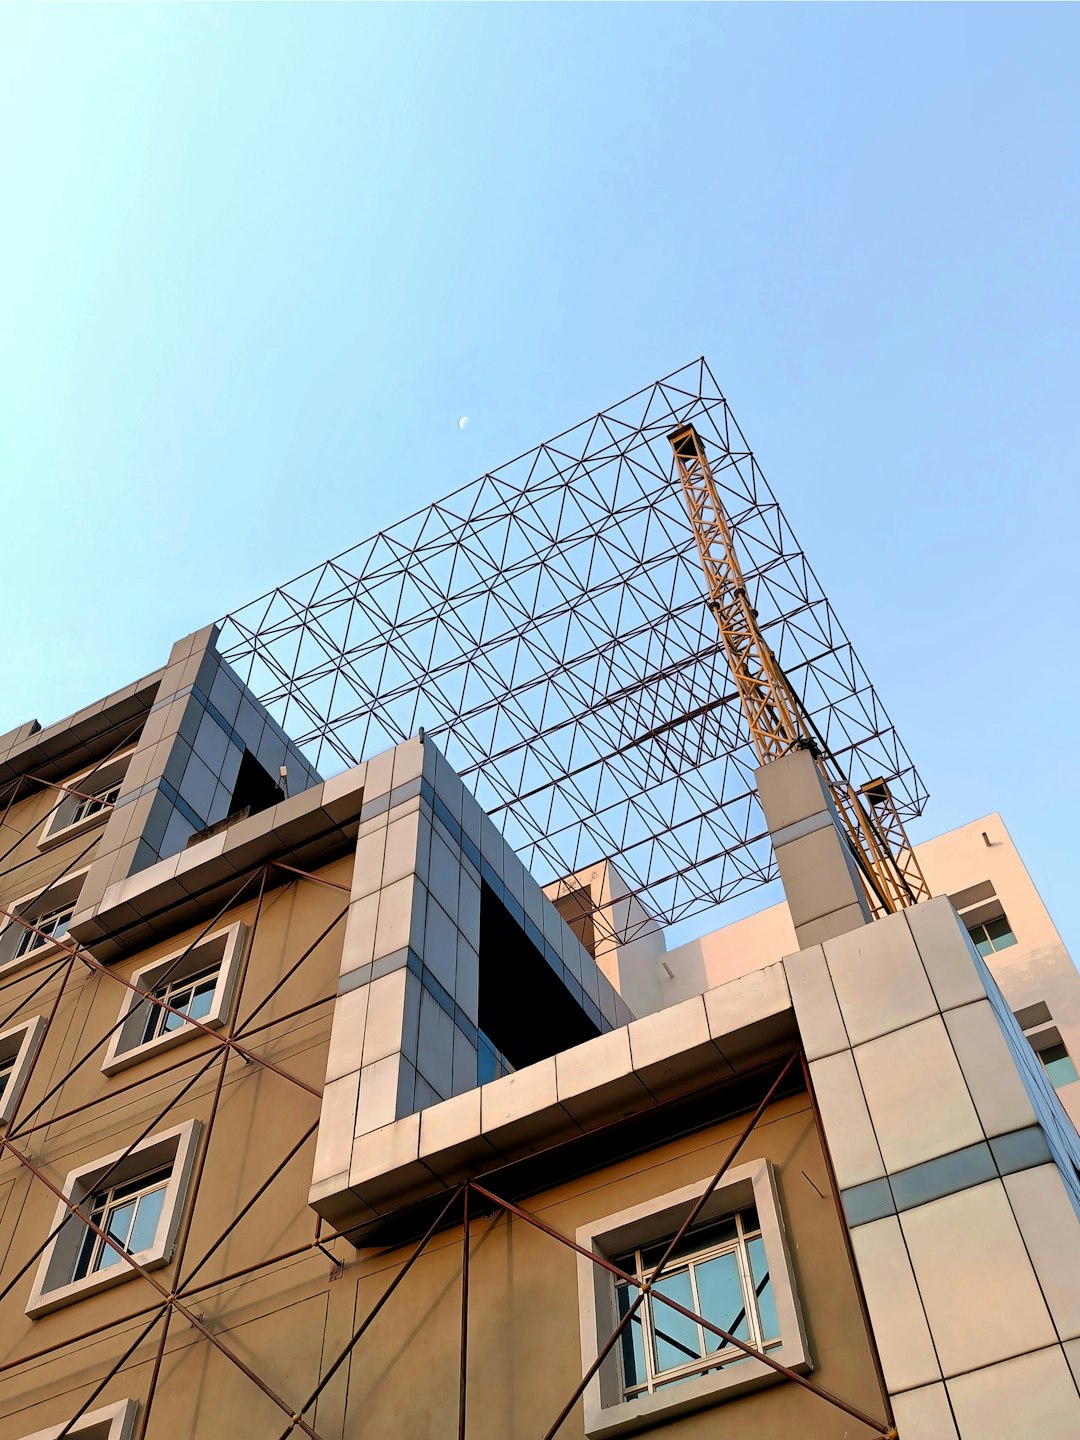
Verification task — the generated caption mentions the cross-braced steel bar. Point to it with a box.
[468,1052,896,1439]
[132,866,271,1440]
[0,1132,324,1438]
[0,858,346,1437]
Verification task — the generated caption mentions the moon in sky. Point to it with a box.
[458,416,469,430]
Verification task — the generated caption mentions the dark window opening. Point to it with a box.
[477,881,600,1071]
[186,749,284,850]
[229,749,284,821]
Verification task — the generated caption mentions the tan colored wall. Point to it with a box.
[1,1074,883,1439]
[0,855,351,1439]
[0,779,112,920]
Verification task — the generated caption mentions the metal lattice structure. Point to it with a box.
[217,358,927,932]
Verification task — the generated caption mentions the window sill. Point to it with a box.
[38,805,113,853]
[583,1346,810,1439]
[25,1245,170,1320]
[0,939,71,980]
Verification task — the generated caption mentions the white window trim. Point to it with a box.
[26,1119,201,1319]
[575,1159,810,1439]
[18,1399,138,1440]
[38,750,135,852]
[101,923,247,1076]
[0,1015,46,1127]
[0,867,91,977]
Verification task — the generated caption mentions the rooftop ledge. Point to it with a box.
[69,763,371,961]
[309,962,797,1244]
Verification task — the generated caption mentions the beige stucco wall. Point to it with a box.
[0,850,349,1438]
[1,1078,883,1439]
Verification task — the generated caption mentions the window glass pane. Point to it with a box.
[747,1236,780,1340]
[650,1270,701,1372]
[1041,1044,1079,1088]
[187,981,217,1021]
[985,917,1017,951]
[162,1008,186,1034]
[695,1251,749,1354]
[104,1200,136,1246]
[96,1239,125,1271]
[616,1283,646,1389]
[477,1040,499,1086]
[969,926,994,958]
[73,1226,98,1280]
[128,1186,167,1253]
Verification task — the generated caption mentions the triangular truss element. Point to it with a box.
[217,359,927,932]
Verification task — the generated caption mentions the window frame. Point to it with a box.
[575,1160,810,1439]
[0,868,91,976]
[966,915,1018,958]
[101,923,247,1076]
[26,1119,201,1318]
[38,750,135,852]
[613,1205,780,1398]
[0,1015,46,1127]
[18,1399,139,1440]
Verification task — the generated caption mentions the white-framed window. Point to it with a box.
[612,1205,780,1399]
[0,1016,46,1127]
[26,1119,201,1318]
[73,1167,173,1281]
[38,751,134,851]
[14,902,74,961]
[0,869,90,975]
[18,1398,139,1440]
[575,1160,809,1438]
[101,923,247,1076]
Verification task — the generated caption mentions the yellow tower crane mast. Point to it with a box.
[668,422,930,918]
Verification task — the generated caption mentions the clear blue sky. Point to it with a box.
[1,5,1078,949]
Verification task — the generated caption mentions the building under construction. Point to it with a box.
[0,360,1078,1440]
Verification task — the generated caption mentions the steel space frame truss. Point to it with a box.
[217,358,927,937]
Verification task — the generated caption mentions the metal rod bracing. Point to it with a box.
[0,1131,324,1439]
[469,1175,892,1436]
[133,864,271,1440]
[538,1051,801,1440]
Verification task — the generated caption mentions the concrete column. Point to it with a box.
[755,748,872,948]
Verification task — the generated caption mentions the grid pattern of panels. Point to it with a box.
[217,358,927,929]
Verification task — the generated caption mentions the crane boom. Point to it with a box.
[668,422,930,917]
